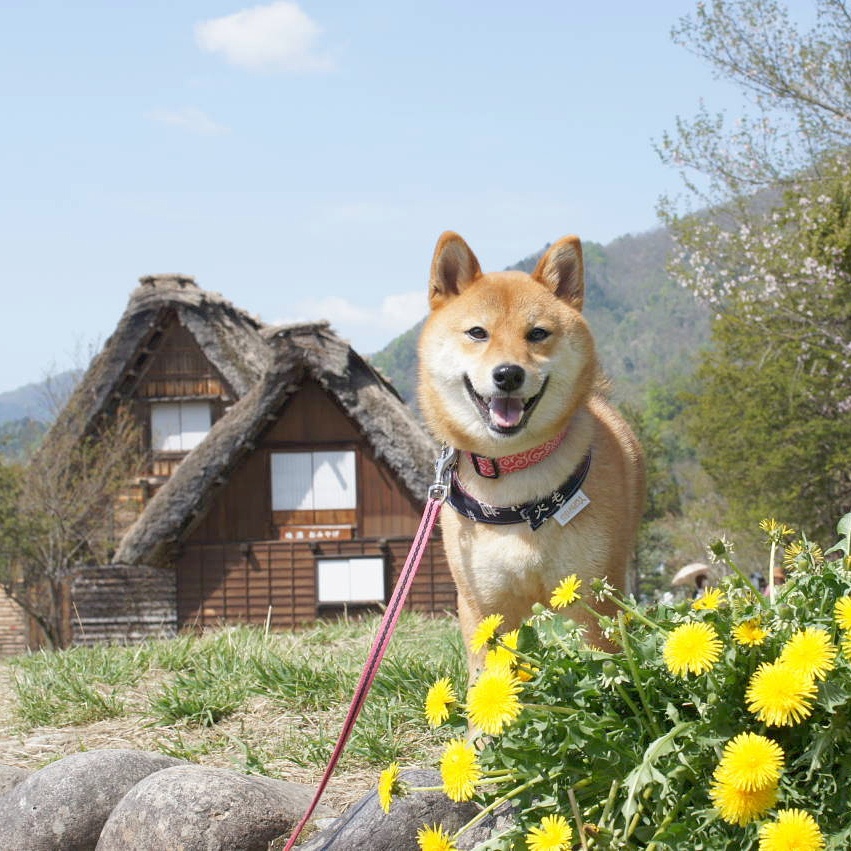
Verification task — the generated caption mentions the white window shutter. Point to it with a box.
[150,402,182,452]
[348,558,385,601]
[311,451,356,509]
[180,402,211,450]
[317,558,350,603]
[271,452,314,511]
[317,558,384,603]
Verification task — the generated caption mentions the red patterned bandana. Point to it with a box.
[467,428,569,478]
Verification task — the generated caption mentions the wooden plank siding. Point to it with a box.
[137,319,232,402]
[175,377,457,630]
[177,536,455,630]
[0,592,27,656]
[70,566,177,645]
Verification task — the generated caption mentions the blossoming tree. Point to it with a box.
[657,0,851,535]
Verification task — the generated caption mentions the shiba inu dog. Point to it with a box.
[418,232,645,669]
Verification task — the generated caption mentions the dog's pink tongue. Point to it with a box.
[489,396,524,429]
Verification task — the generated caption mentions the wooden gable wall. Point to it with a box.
[184,378,424,546]
[129,314,234,479]
[137,318,233,402]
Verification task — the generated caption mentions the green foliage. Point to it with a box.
[370,319,425,410]
[680,166,851,539]
[409,514,851,849]
[0,462,39,590]
[0,418,46,461]
[621,401,682,525]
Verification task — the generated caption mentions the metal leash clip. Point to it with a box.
[428,444,458,503]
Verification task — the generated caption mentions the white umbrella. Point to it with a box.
[671,562,712,587]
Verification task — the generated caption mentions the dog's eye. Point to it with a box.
[466,326,489,341]
[527,327,551,343]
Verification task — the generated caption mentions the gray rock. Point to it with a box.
[296,769,480,850]
[455,801,517,850]
[0,749,184,851]
[96,765,332,851]
[0,764,31,795]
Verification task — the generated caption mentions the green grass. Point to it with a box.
[10,643,149,726]
[4,612,466,775]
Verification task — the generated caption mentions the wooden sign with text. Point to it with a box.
[278,525,354,542]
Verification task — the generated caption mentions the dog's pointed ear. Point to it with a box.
[428,231,482,308]
[533,236,584,309]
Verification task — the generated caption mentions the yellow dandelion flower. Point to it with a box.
[377,761,402,814]
[425,678,457,728]
[713,732,785,791]
[746,661,818,726]
[758,808,825,851]
[692,587,724,611]
[842,632,851,660]
[783,541,804,569]
[784,541,824,570]
[417,823,457,851]
[439,738,481,802]
[760,518,795,543]
[484,630,534,681]
[550,575,582,609]
[466,663,523,735]
[834,597,851,631]
[710,778,778,826]
[662,621,723,677]
[526,813,574,851]
[485,629,519,670]
[470,613,504,652]
[733,618,769,647]
[779,627,837,681]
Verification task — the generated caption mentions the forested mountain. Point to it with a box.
[0,370,79,460]
[0,370,79,424]
[372,227,710,409]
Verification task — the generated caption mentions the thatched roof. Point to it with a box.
[114,321,437,567]
[48,274,272,445]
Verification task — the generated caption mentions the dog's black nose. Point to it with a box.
[492,363,525,393]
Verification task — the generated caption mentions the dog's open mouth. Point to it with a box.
[463,375,548,435]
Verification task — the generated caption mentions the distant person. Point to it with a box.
[751,571,768,594]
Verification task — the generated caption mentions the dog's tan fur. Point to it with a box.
[418,232,645,669]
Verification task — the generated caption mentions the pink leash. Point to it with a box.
[283,446,457,850]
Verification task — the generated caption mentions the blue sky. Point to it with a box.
[1,0,753,394]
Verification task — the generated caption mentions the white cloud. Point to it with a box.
[195,2,334,73]
[146,107,230,136]
[277,291,426,352]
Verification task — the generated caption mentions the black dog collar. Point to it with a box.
[447,452,592,530]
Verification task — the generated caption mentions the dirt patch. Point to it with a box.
[0,664,401,814]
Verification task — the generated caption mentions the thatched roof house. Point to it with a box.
[115,321,436,567]
[24,275,453,647]
[48,275,272,447]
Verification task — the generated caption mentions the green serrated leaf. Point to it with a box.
[517,623,540,655]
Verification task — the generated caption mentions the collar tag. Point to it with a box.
[553,488,590,527]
